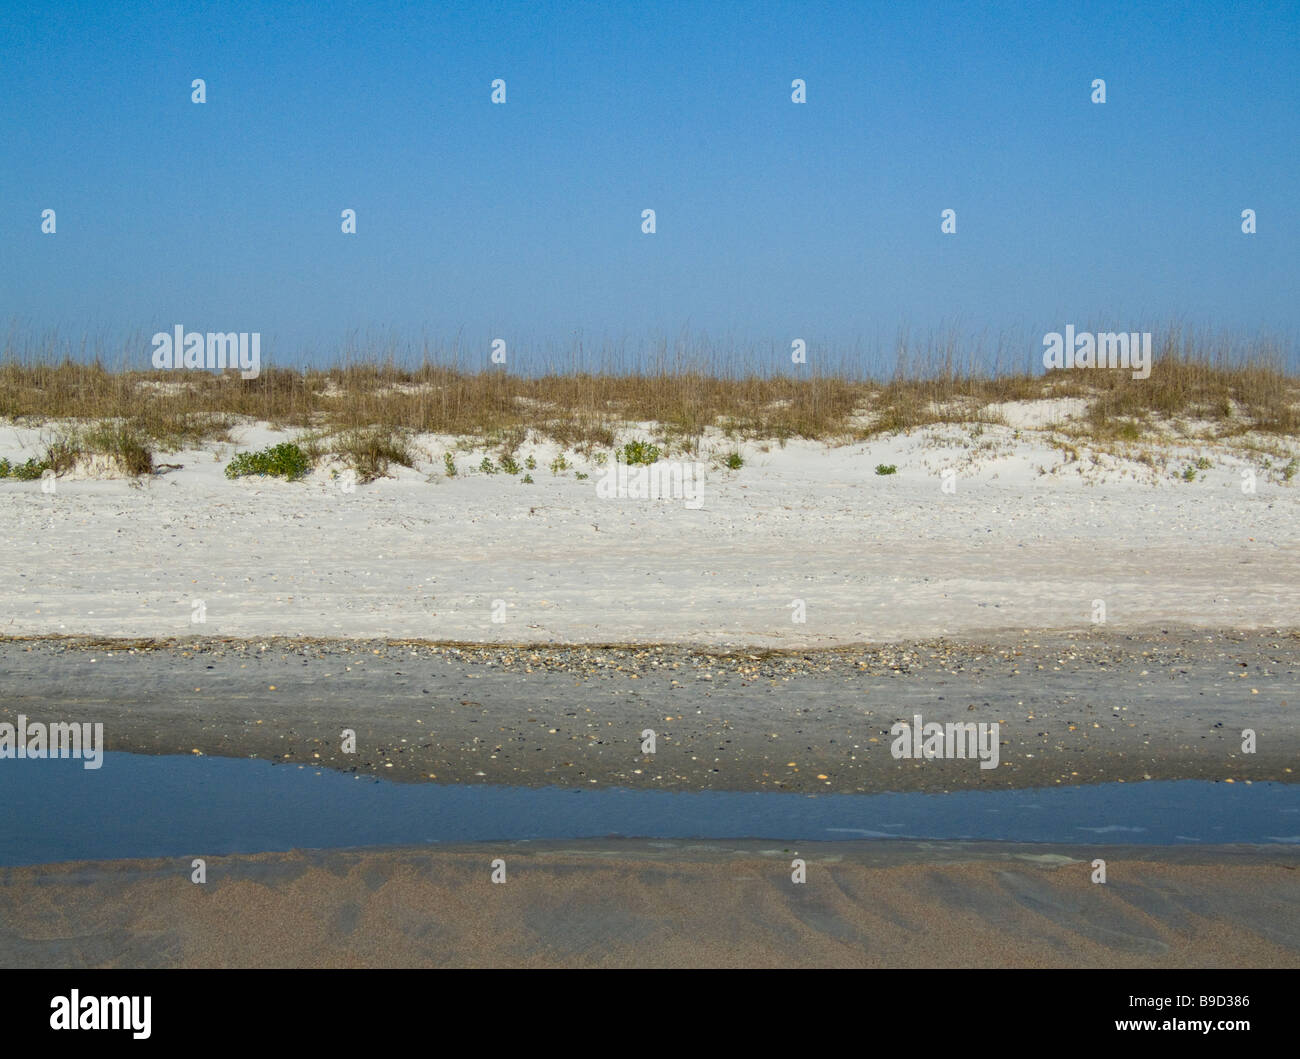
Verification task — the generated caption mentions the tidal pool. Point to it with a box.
[1,753,1296,866]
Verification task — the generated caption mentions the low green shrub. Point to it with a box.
[621,440,661,465]
[225,442,312,481]
[4,457,51,480]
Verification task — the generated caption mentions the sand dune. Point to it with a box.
[1,419,1296,646]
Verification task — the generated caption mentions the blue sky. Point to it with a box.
[2,0,1297,372]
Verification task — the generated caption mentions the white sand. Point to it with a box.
[1,415,1296,646]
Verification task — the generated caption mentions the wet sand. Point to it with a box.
[2,627,1295,791]
[1,840,1296,968]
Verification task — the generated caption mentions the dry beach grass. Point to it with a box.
[1,329,1297,480]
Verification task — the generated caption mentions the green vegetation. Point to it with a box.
[621,439,662,465]
[224,441,311,481]
[724,451,744,470]
[0,456,51,480]
[443,452,457,477]
[875,463,897,475]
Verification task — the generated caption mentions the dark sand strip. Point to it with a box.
[1,628,1296,791]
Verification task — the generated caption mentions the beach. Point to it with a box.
[2,415,1297,969]
[5,0,1299,988]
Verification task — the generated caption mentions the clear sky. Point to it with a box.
[2,1,1297,373]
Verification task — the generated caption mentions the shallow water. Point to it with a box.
[1,753,1297,866]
